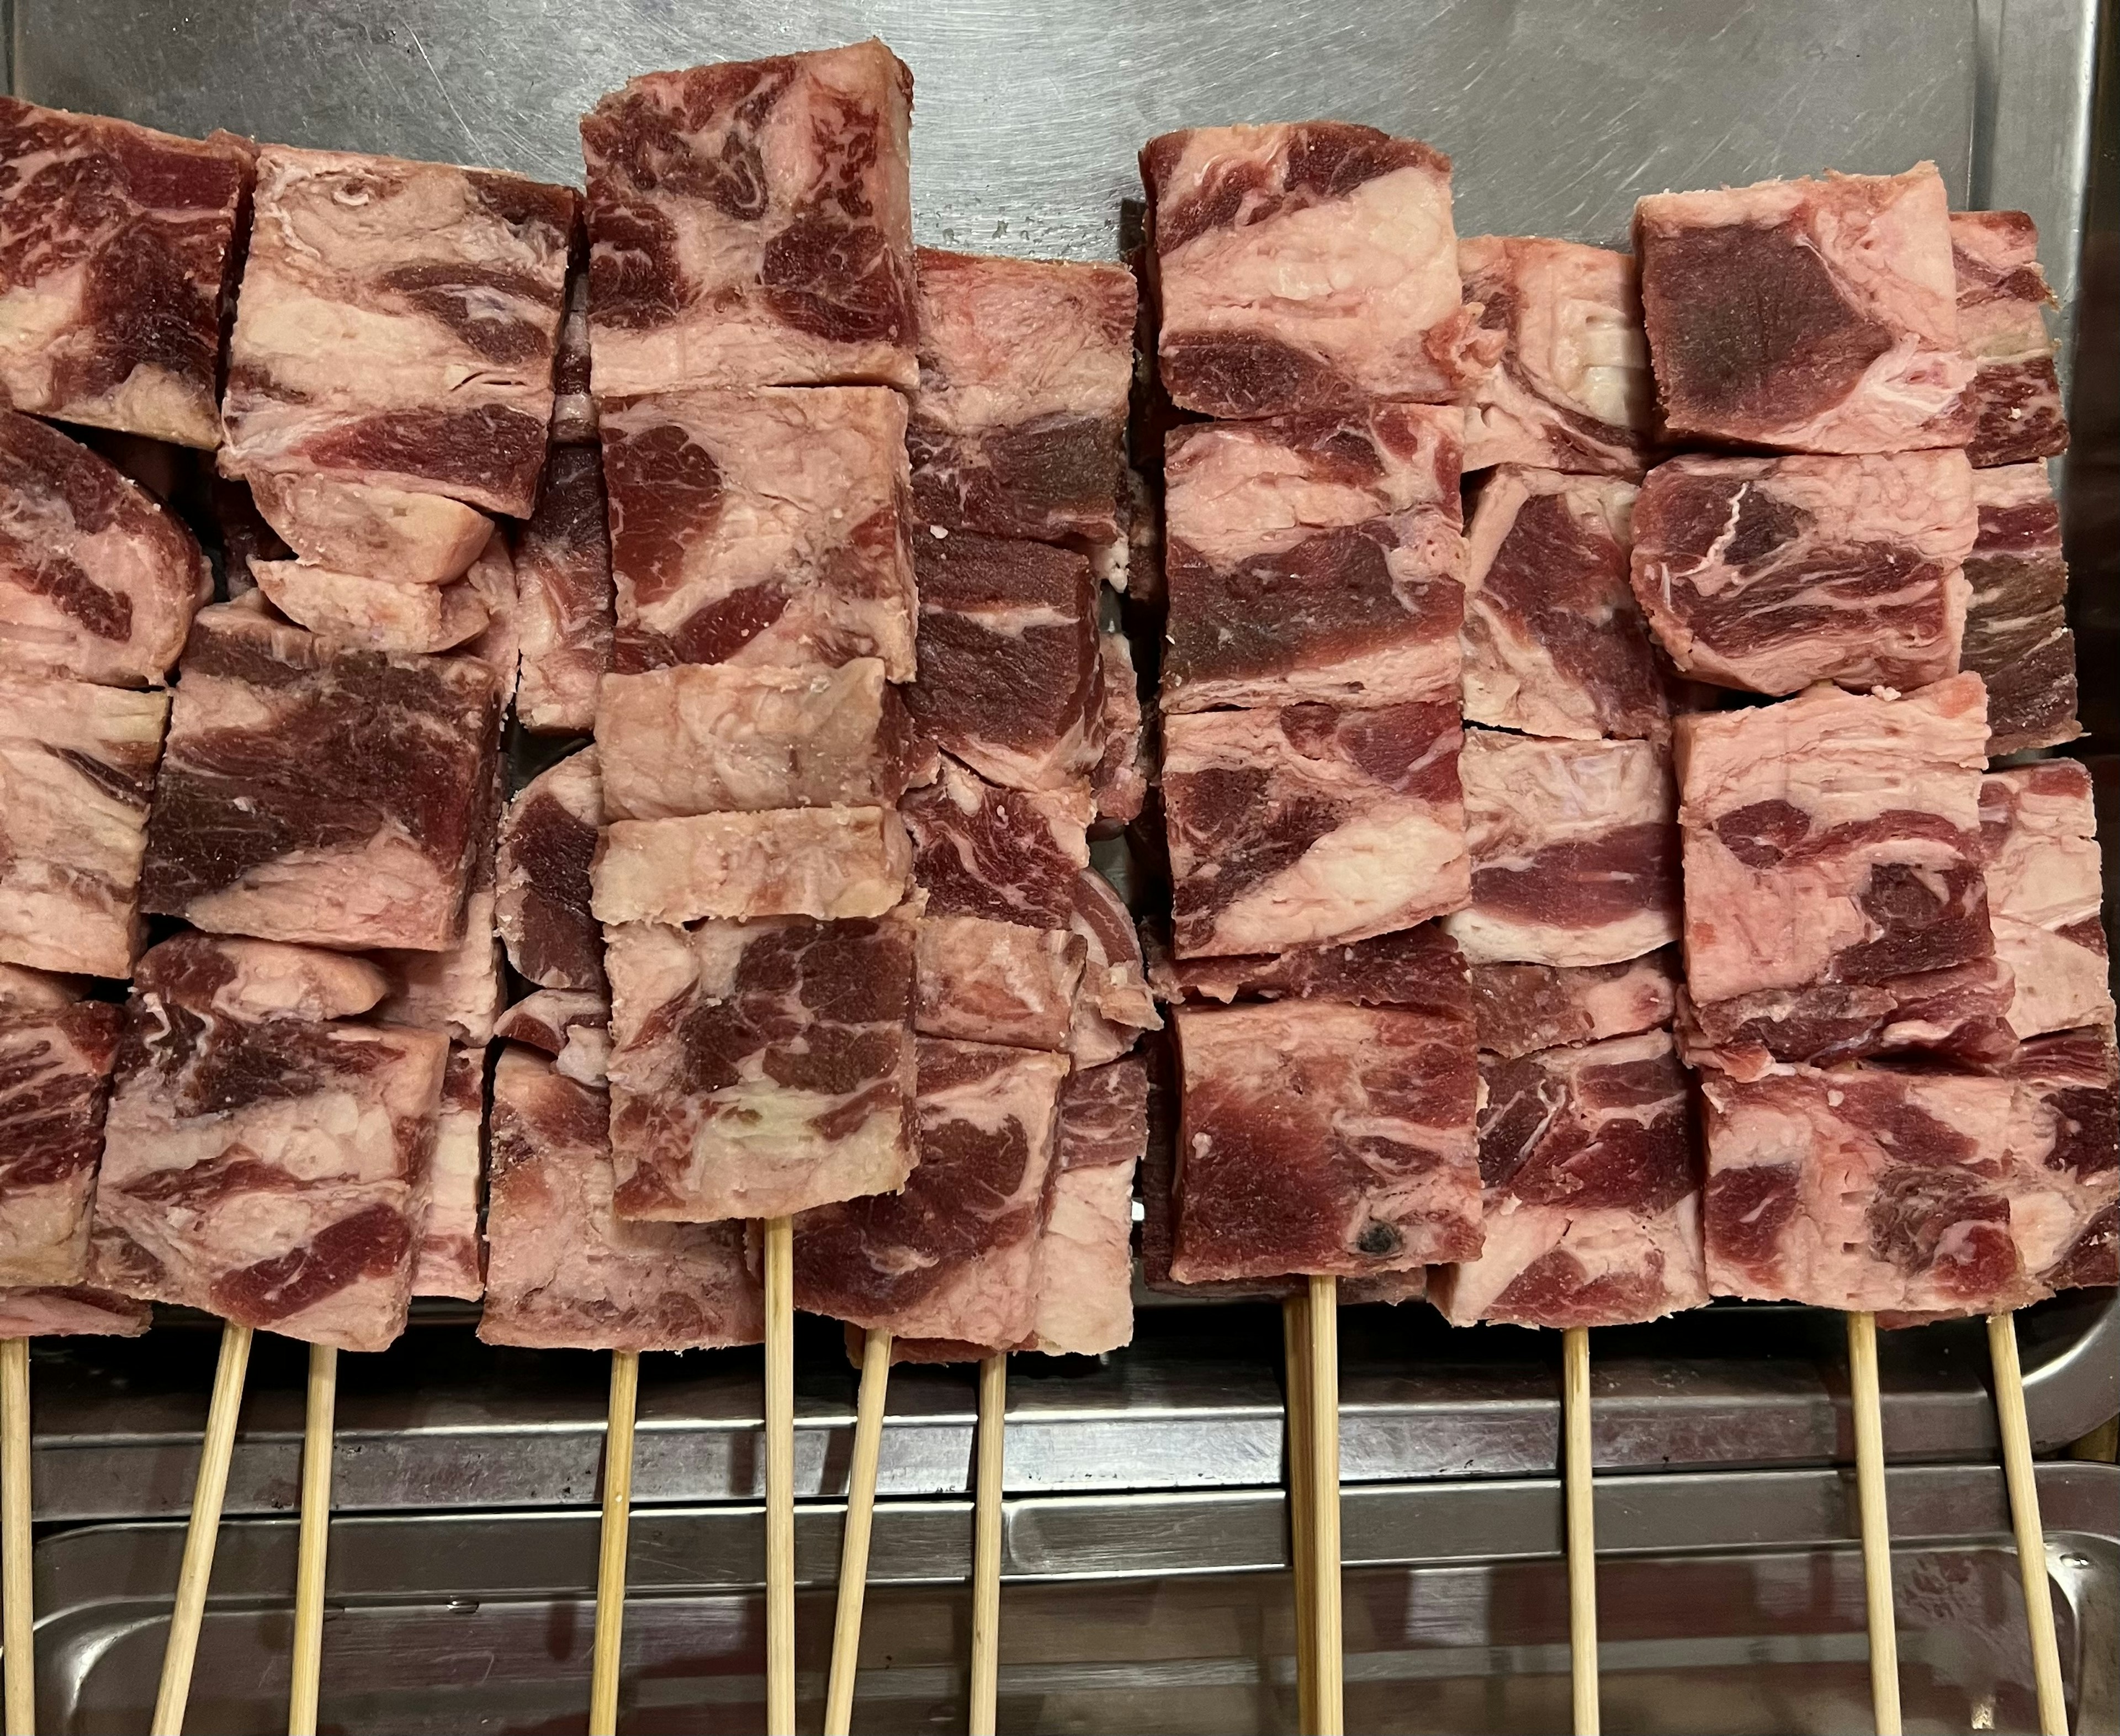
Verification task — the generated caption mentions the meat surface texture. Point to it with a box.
[495,989,610,1086]
[1142,123,1496,417]
[909,248,1136,542]
[141,605,502,952]
[0,673,166,977]
[604,913,915,1222]
[1470,951,1681,1060]
[0,410,211,686]
[580,42,916,395]
[242,471,495,588]
[591,806,909,927]
[1462,467,1664,740]
[371,753,504,1047]
[412,1045,484,1300]
[0,100,250,448]
[901,758,1091,929]
[1031,1056,1149,1356]
[1629,449,1975,696]
[914,913,1085,1051]
[600,385,915,678]
[905,529,1100,790]
[1437,1031,1704,1328]
[479,1046,763,1351]
[1160,404,1465,713]
[0,1285,150,1338]
[2002,1030,2118,1296]
[1444,731,1680,968]
[0,964,88,1009]
[91,933,448,1351]
[0,996,120,1285]
[1065,869,1161,1066]
[250,558,490,655]
[1458,237,1655,476]
[1091,629,1147,824]
[510,445,614,735]
[1163,700,1468,958]
[792,1038,1066,1348]
[1961,463,2080,755]
[1981,761,2111,1042]
[497,748,605,993]
[1634,165,1973,453]
[1949,210,2067,468]
[221,145,573,520]
[1170,998,1479,1281]
[1150,920,1471,1018]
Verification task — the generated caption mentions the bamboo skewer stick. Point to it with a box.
[764,1215,796,1736]
[1,1338,31,1736]
[152,1320,252,1736]
[287,1343,337,1736]
[589,1349,640,1736]
[969,1352,1006,1736]
[1988,1312,2068,1736]
[825,1326,892,1736]
[1281,1294,1317,1733]
[1306,1275,1343,1736]
[1846,1311,1902,1736]
[1562,1327,1599,1736]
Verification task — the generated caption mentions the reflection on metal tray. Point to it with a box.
[29,1463,2120,1734]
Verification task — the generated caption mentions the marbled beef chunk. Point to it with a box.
[510,446,613,735]
[242,470,495,589]
[792,1039,1065,1348]
[1471,952,1679,1060]
[1160,404,1465,713]
[0,1285,150,1338]
[0,99,251,449]
[1435,1031,1705,1329]
[250,555,490,654]
[0,673,167,977]
[1142,123,1496,416]
[1960,463,2080,755]
[0,995,120,1285]
[2003,1028,2118,1296]
[902,756,1092,929]
[1635,165,1972,453]
[1165,701,1467,959]
[497,748,605,993]
[1948,210,2068,467]
[592,805,909,928]
[581,42,916,395]
[1170,998,1480,1282]
[600,385,915,678]
[905,530,1100,791]
[412,1044,484,1300]
[1980,761,2111,1042]
[1630,449,1975,696]
[0,411,211,686]
[1444,731,1679,969]
[479,1045,763,1352]
[372,748,505,1047]
[914,914,1084,1052]
[1458,237,1655,477]
[221,146,572,522]
[495,989,610,1087]
[91,933,448,1351]
[1154,922,1471,1019]
[604,912,915,1222]
[909,248,1135,542]
[1462,468,1665,741]
[1031,1056,1149,1356]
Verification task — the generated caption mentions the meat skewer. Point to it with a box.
[1563,1328,1599,1735]
[153,1321,253,1735]
[1281,1296,1317,1732]
[1988,1314,2068,1734]
[765,1219,797,1736]
[1305,1279,1344,1734]
[288,1344,336,1736]
[0,1337,26,1736]
[824,1327,892,1736]
[589,1349,639,1736]
[970,1353,1008,1736]
[1846,1314,1902,1734]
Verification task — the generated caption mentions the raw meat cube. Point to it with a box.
[1462,468,1665,741]
[497,748,604,993]
[1141,123,1494,416]
[0,1287,149,1338]
[222,146,574,520]
[604,913,915,1222]
[598,660,916,821]
[1169,998,1480,1282]
[250,559,490,655]
[0,673,167,977]
[412,1045,484,1300]
[131,933,390,1023]
[0,996,120,1285]
[2005,1029,2118,1295]
[1090,630,1147,824]
[909,248,1136,542]
[1065,869,1162,1067]
[1443,731,1681,968]
[601,385,915,678]
[141,605,502,952]
[495,989,611,1087]
[1435,1031,1705,1328]
[905,530,1100,790]
[1152,922,1471,1018]
[479,1045,763,1352]
[915,914,1084,1051]
[0,411,211,686]
[509,446,613,735]
[1458,236,1655,477]
[792,1039,1066,1346]
[0,99,252,449]
[581,42,915,395]
[1629,450,1976,696]
[1030,1057,1149,1356]
[243,470,495,588]
[902,757,1092,929]
[1961,464,2080,755]
[1675,675,1991,1007]
[1164,701,1468,959]
[591,806,910,927]
[1160,404,1465,713]
[1950,210,2067,468]
[1471,952,1679,1060]
[1980,761,2111,1041]
[92,934,448,1351]
[1634,165,1973,453]
[373,752,505,1047]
